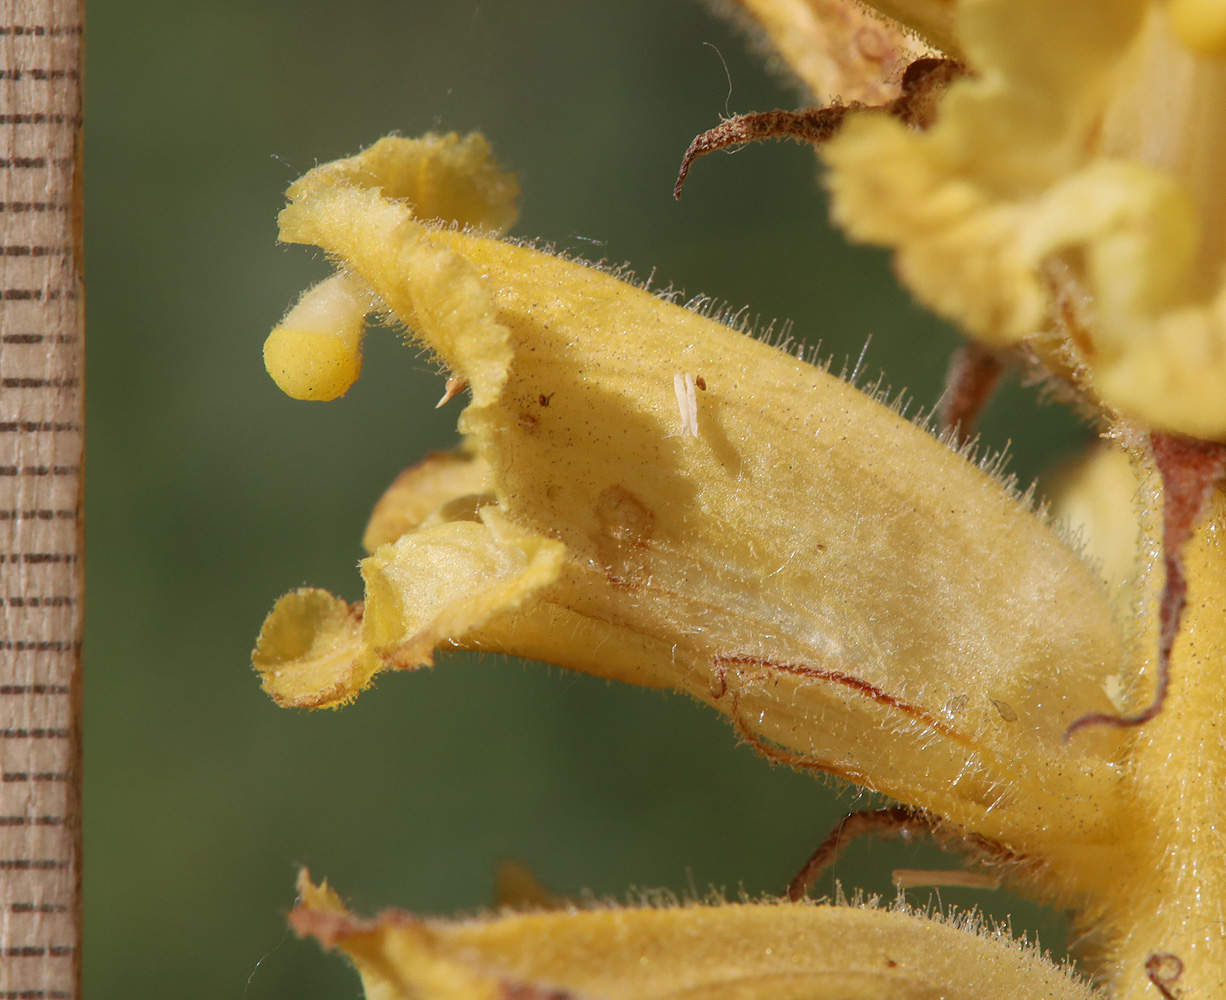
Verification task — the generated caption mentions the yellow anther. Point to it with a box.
[264,273,370,401]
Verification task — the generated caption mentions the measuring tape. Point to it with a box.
[0,4,83,998]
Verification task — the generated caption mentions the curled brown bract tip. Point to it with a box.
[673,106,851,200]
[786,805,923,901]
[786,804,1025,902]
[673,57,965,200]
[1145,952,1185,1000]
[1065,434,1226,742]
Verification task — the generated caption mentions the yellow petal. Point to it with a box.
[1168,0,1226,55]
[279,181,512,410]
[863,0,959,56]
[1048,443,1146,603]
[262,133,518,401]
[288,132,520,235]
[825,0,1155,342]
[1102,492,1226,999]
[360,508,565,670]
[254,509,564,708]
[362,450,491,553]
[260,136,1134,891]
[823,1,1226,437]
[291,872,1096,1000]
[253,588,377,708]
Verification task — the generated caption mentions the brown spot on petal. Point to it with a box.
[854,26,889,63]
[594,485,655,587]
[501,983,576,1000]
[1146,952,1185,1000]
[519,412,538,431]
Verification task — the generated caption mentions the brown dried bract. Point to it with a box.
[1066,433,1226,740]
[674,106,851,200]
[786,804,1023,901]
[787,805,925,901]
[889,56,964,129]
[674,57,964,199]
[939,341,1006,446]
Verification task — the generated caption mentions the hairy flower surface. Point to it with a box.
[252,3,1226,997]
[254,133,1130,876]
[290,869,1098,1000]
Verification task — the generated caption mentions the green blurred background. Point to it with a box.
[84,2,1090,996]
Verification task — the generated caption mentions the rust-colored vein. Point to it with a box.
[1066,433,1226,739]
[715,654,981,753]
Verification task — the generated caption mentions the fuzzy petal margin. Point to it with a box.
[255,135,1134,887]
[254,588,375,709]
[362,451,492,554]
[291,871,1097,1000]
[263,133,520,402]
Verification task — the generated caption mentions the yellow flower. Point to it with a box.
[252,2,1226,994]
[773,0,1226,438]
[290,868,1099,1000]
[255,131,1128,872]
